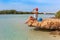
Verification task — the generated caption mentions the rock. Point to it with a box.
[26,16,60,30]
[40,19,60,29]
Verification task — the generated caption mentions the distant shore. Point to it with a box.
[0,10,55,15]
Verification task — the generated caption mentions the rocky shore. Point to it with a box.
[40,18,60,30]
[26,17,60,30]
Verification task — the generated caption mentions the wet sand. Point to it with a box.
[27,27,60,40]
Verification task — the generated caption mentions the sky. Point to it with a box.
[0,0,60,13]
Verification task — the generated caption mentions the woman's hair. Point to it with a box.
[36,8,38,11]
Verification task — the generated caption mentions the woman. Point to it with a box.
[32,8,38,20]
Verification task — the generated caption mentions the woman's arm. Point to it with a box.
[32,9,35,14]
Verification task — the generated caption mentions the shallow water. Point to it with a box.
[0,14,60,40]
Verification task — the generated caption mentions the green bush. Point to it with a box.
[55,10,60,18]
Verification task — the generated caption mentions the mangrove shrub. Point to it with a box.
[55,10,60,18]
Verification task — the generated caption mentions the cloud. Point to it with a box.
[0,2,34,12]
[0,0,60,12]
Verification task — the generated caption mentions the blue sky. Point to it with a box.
[0,0,60,13]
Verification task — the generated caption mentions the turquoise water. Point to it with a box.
[0,15,28,40]
[0,14,59,40]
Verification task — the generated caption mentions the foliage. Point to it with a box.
[0,10,54,14]
[0,10,32,14]
[55,10,60,18]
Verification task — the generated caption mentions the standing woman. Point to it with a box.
[32,8,38,20]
